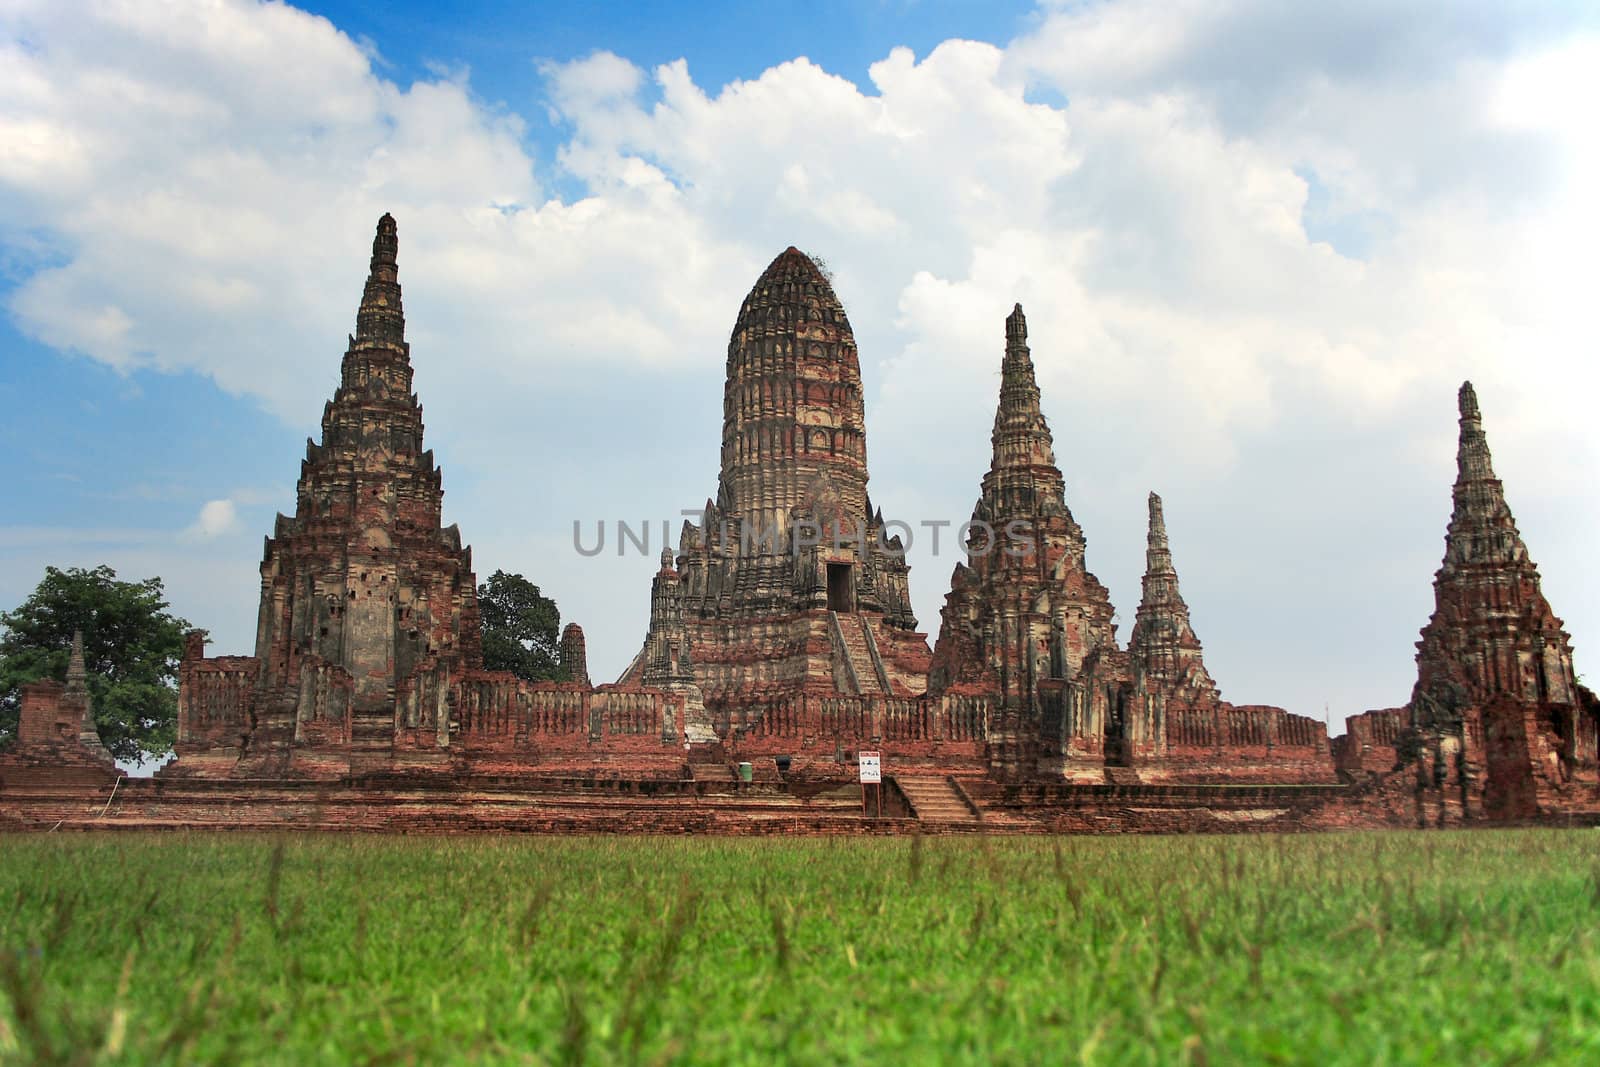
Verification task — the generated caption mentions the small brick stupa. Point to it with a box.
[1127,491,1220,717]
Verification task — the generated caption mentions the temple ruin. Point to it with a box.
[2,215,1595,832]
[1343,383,1600,823]
[619,248,930,712]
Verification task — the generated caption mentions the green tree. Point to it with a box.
[0,565,192,763]
[478,570,566,682]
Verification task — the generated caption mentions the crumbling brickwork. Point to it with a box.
[926,307,1333,784]
[620,248,932,717]
[1405,383,1599,823]
[0,633,121,789]
[168,215,484,778]
[1333,708,1407,777]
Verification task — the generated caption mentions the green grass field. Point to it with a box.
[1,830,1597,1065]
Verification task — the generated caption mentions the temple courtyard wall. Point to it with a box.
[15,765,1574,836]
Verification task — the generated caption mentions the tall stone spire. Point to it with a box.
[1410,381,1596,821]
[977,305,1065,522]
[247,212,483,771]
[929,304,1122,776]
[1128,493,1217,702]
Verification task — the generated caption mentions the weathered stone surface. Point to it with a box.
[1333,708,1407,777]
[621,248,935,733]
[1404,382,1599,822]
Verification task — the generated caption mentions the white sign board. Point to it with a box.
[858,751,881,783]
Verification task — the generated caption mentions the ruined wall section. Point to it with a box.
[0,633,121,788]
[1333,707,1407,777]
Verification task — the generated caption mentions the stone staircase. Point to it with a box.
[689,763,738,783]
[895,775,980,824]
[831,612,889,696]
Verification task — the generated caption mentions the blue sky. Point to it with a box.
[2,0,1597,730]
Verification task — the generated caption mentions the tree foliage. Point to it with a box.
[478,570,565,682]
[0,565,192,763]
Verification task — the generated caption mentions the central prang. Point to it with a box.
[618,248,929,724]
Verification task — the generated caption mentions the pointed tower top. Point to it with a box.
[1145,491,1174,575]
[1148,491,1168,541]
[1454,379,1497,489]
[987,302,1057,477]
[370,213,398,268]
[745,243,832,292]
[355,213,405,348]
[1006,303,1027,345]
[1444,379,1524,569]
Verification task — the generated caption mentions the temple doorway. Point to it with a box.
[827,563,854,612]
[1104,685,1129,767]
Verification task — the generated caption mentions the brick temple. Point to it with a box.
[617,247,932,737]
[3,215,1596,833]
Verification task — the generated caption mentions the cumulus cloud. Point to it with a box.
[185,499,239,540]
[1,0,1595,721]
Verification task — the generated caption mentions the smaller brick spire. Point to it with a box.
[1128,493,1217,700]
[988,303,1057,474]
[560,623,591,689]
[1408,380,1592,820]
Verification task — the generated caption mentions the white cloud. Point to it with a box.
[1,0,1596,723]
[185,499,239,540]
